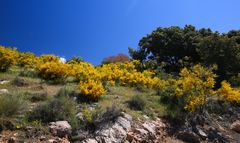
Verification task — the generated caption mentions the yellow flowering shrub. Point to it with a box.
[218,81,240,104]
[97,60,162,88]
[174,64,217,112]
[39,54,60,63]
[79,80,106,100]
[67,62,100,81]
[18,52,39,68]
[0,46,19,72]
[36,61,70,81]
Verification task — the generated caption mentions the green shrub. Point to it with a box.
[11,76,28,86]
[158,86,186,119]
[28,96,77,124]
[0,94,25,130]
[127,95,146,111]
[93,105,122,127]
[229,74,240,87]
[19,69,38,78]
[57,86,76,98]
[0,95,24,117]
[29,92,48,102]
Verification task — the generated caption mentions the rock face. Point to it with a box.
[0,89,9,94]
[49,121,72,138]
[78,113,166,143]
[127,118,166,143]
[94,112,132,143]
[230,120,240,133]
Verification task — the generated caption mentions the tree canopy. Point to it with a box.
[129,25,240,81]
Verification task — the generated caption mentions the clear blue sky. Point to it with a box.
[0,0,239,65]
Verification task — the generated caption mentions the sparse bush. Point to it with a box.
[19,69,38,78]
[28,96,77,124]
[128,95,146,111]
[229,74,240,87]
[57,86,76,98]
[29,92,48,102]
[11,76,28,86]
[0,94,25,130]
[93,105,122,127]
[0,95,24,118]
[159,86,185,118]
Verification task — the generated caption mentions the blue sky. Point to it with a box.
[0,0,240,65]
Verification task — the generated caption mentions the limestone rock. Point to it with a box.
[94,113,132,143]
[49,121,72,138]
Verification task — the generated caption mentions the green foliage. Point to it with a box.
[29,92,48,102]
[127,95,146,111]
[0,94,24,118]
[67,56,84,64]
[229,74,240,87]
[28,96,77,124]
[198,34,240,83]
[93,105,122,127]
[19,69,38,78]
[0,94,25,131]
[57,86,76,97]
[11,76,27,86]
[158,85,185,117]
[130,25,240,82]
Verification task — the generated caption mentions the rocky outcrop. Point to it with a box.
[94,112,132,143]
[127,118,166,143]
[80,113,167,143]
[49,121,72,138]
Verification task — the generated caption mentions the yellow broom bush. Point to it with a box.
[218,81,240,104]
[0,46,19,72]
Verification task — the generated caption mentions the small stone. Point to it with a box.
[196,128,207,139]
[49,121,72,138]
[0,89,9,94]
[0,80,10,85]
[134,128,148,136]
[40,136,46,141]
[81,138,98,143]
[143,115,149,119]
[76,112,84,120]
[8,137,16,143]
[48,139,57,143]
[177,130,200,143]
[230,120,240,133]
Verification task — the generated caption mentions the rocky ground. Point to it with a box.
[1,75,240,143]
